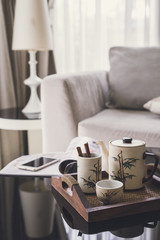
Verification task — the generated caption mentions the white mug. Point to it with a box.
[77,153,102,193]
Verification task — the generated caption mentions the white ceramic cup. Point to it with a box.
[77,153,102,193]
[96,179,123,204]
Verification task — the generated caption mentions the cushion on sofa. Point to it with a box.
[78,109,160,147]
[107,47,160,110]
[143,96,160,114]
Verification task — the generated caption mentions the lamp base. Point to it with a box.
[22,51,41,114]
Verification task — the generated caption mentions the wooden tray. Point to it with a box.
[51,171,160,223]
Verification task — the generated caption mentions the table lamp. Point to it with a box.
[12,0,52,115]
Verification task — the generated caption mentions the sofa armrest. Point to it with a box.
[41,71,108,152]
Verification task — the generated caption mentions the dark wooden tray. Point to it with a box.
[51,170,160,223]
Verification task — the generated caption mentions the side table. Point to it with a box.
[0,107,42,154]
[0,108,57,238]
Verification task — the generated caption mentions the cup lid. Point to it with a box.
[110,137,145,147]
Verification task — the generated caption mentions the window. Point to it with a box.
[51,0,160,73]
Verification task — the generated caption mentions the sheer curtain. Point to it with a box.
[52,0,160,73]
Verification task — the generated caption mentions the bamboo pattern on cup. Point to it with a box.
[100,190,119,204]
[81,160,101,190]
[111,151,139,190]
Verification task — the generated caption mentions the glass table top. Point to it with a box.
[0,107,41,120]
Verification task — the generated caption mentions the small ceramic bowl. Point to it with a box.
[96,179,123,204]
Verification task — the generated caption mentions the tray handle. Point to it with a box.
[61,174,79,190]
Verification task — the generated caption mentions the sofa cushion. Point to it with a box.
[143,96,160,115]
[78,109,160,147]
[107,47,160,110]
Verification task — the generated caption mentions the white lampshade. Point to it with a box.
[12,0,52,51]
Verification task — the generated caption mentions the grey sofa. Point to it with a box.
[41,47,160,154]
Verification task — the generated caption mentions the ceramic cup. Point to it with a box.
[77,153,102,194]
[96,179,123,204]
